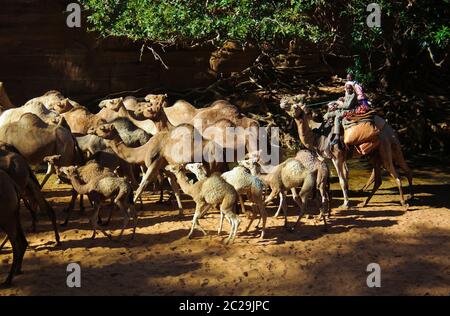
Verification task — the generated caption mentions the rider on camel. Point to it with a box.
[325,73,370,146]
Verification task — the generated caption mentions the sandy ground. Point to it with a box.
[0,159,449,296]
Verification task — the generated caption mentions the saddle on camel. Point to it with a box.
[324,77,382,155]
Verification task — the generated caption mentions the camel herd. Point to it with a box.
[0,87,413,287]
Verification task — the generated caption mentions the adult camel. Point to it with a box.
[280,95,412,208]
[0,144,60,246]
[0,113,84,187]
[89,123,226,209]
[25,90,82,112]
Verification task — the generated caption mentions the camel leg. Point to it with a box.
[318,181,331,220]
[22,198,37,232]
[257,200,267,239]
[290,173,315,231]
[40,162,54,188]
[128,205,138,239]
[238,194,246,215]
[224,207,240,244]
[2,225,18,287]
[361,169,375,192]
[133,160,162,203]
[62,190,78,226]
[244,203,258,233]
[167,173,184,216]
[116,202,130,239]
[188,202,208,239]
[386,162,407,208]
[332,157,350,207]
[396,154,414,200]
[218,211,224,236]
[274,192,285,217]
[265,188,280,208]
[2,216,27,287]
[89,202,111,240]
[317,182,330,230]
[361,159,382,207]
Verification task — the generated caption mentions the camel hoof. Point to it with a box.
[339,202,350,209]
[357,202,367,208]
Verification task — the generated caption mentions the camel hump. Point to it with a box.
[43,90,63,97]
[17,112,48,128]
[164,100,198,126]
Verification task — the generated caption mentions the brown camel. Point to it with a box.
[0,145,60,244]
[98,98,159,135]
[139,96,260,133]
[134,97,258,156]
[0,113,84,187]
[0,101,62,129]
[280,95,412,208]
[61,106,108,135]
[0,170,28,287]
[25,90,81,112]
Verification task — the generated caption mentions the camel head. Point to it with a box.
[238,150,262,175]
[280,94,305,111]
[144,94,169,107]
[98,97,124,112]
[280,94,315,122]
[58,165,79,178]
[88,123,118,140]
[185,163,207,180]
[50,98,72,114]
[165,164,184,175]
[136,94,169,120]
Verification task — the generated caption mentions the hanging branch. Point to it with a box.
[147,45,170,70]
[427,46,448,67]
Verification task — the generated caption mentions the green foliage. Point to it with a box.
[81,0,449,85]
[346,57,375,87]
[80,0,332,45]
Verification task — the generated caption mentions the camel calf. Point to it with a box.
[58,166,138,240]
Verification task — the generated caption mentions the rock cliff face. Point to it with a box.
[0,0,331,106]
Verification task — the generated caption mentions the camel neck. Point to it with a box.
[69,174,90,195]
[154,111,174,132]
[105,137,148,166]
[294,118,317,151]
[118,106,158,135]
[173,171,195,197]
